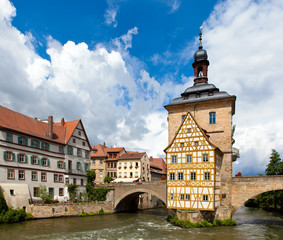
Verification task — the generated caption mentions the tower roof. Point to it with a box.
[193,31,208,61]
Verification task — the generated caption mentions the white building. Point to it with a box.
[0,105,91,203]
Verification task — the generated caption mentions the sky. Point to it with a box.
[0,0,283,176]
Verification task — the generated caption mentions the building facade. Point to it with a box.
[0,105,91,202]
[149,157,166,181]
[164,32,238,218]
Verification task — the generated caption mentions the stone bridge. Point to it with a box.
[107,181,166,212]
[105,176,283,214]
[231,175,283,212]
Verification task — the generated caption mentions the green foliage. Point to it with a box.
[87,170,96,184]
[80,210,88,217]
[165,215,236,228]
[0,208,26,224]
[0,189,8,213]
[25,212,33,220]
[103,176,113,183]
[265,149,283,175]
[40,185,53,204]
[88,187,109,201]
[89,211,95,216]
[98,208,104,215]
[67,184,78,201]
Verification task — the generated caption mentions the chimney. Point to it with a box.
[61,118,65,126]
[103,142,106,147]
[48,116,54,139]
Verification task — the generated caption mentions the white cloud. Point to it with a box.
[104,0,119,27]
[202,0,283,175]
[0,0,185,159]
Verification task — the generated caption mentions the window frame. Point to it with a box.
[41,172,47,182]
[191,172,196,181]
[186,154,192,163]
[203,195,209,201]
[18,170,25,180]
[7,169,15,180]
[203,154,209,162]
[209,112,216,124]
[204,172,210,181]
[172,155,177,164]
[31,171,38,181]
[169,173,175,180]
[178,172,183,180]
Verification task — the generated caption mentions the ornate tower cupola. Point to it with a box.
[192,31,210,85]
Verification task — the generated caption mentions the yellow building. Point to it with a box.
[165,112,222,210]
[164,31,237,219]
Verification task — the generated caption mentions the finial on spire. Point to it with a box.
[199,26,203,50]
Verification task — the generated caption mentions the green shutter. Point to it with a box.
[25,155,28,163]
[57,161,59,168]
[47,159,50,167]
[41,142,44,149]
[71,147,73,155]
[47,144,50,151]
[25,138,28,146]
[37,141,40,148]
[77,149,79,156]
[31,139,34,147]
[67,146,69,154]
[18,136,21,144]
[17,154,20,162]
[3,151,6,160]
[30,156,33,164]
[12,153,15,161]
[63,162,66,169]
[39,158,42,165]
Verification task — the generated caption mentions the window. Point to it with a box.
[10,189,14,196]
[54,174,58,182]
[65,177,69,185]
[170,173,175,180]
[92,160,95,165]
[31,139,39,148]
[31,156,38,165]
[77,148,82,157]
[31,171,37,181]
[59,175,63,183]
[170,194,173,200]
[73,138,76,143]
[178,172,183,180]
[186,155,192,163]
[57,161,65,169]
[18,153,26,163]
[135,162,139,167]
[124,172,127,178]
[73,178,77,185]
[209,112,216,124]
[191,172,196,180]
[59,146,64,153]
[203,154,209,162]
[82,141,86,146]
[124,162,127,167]
[18,136,27,145]
[41,142,49,150]
[34,187,40,197]
[59,188,64,196]
[6,133,13,142]
[135,172,138,177]
[180,194,184,200]
[111,163,113,168]
[100,159,103,165]
[181,115,186,121]
[85,163,89,171]
[85,151,90,159]
[180,143,184,147]
[67,146,73,155]
[7,169,15,180]
[119,172,122,178]
[204,172,210,181]
[186,194,190,201]
[4,151,14,161]
[77,162,81,170]
[114,163,117,168]
[78,131,81,136]
[194,141,199,146]
[42,158,48,167]
[187,128,191,133]
[100,171,103,178]
[18,170,25,180]
[41,172,47,182]
[203,195,209,201]
[172,156,177,163]
[81,179,84,186]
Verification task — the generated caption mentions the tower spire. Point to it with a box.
[199,31,203,50]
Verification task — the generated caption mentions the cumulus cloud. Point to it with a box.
[104,0,119,27]
[202,0,283,175]
[0,0,185,158]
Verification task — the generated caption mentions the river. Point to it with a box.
[0,207,283,240]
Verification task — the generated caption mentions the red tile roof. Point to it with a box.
[91,144,107,157]
[119,152,146,159]
[150,158,166,174]
[54,119,80,143]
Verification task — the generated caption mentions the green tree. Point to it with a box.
[87,170,96,185]
[103,176,113,183]
[40,185,52,204]
[265,149,283,175]
[0,189,8,213]
[67,184,78,201]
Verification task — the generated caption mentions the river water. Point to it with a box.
[0,207,283,240]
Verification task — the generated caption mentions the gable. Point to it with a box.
[165,111,216,154]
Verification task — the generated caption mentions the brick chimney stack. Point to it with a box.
[48,116,53,139]
[61,118,65,126]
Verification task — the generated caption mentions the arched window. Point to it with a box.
[197,66,203,77]
[209,112,216,124]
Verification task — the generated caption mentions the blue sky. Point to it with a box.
[1,0,283,176]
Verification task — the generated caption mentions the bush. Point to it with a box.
[67,184,78,201]
[98,208,104,215]
[80,210,88,217]
[0,208,26,224]
[89,211,95,216]
[0,190,8,213]
[87,187,109,201]
[104,176,113,183]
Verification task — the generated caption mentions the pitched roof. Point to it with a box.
[0,105,65,144]
[91,144,107,157]
[150,158,166,174]
[119,152,146,159]
[106,147,124,152]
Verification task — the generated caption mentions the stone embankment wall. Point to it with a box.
[29,201,114,218]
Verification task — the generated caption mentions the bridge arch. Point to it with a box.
[231,176,283,213]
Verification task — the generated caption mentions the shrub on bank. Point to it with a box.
[165,215,237,228]
[0,208,27,224]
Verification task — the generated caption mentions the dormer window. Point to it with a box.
[208,91,213,96]
[196,93,201,98]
